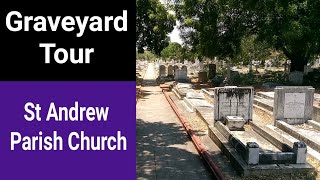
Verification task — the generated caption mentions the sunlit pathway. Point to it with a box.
[136,63,214,180]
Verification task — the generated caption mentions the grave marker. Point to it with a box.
[159,65,166,77]
[214,86,254,123]
[273,86,315,124]
[167,65,173,76]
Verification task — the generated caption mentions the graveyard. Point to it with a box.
[136,59,320,179]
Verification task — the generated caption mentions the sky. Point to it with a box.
[169,24,183,44]
[160,0,183,44]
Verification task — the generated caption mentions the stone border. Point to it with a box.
[308,120,320,131]
[172,87,183,100]
[249,121,293,152]
[276,121,320,153]
[265,124,320,163]
[201,88,215,98]
[208,125,314,177]
[216,121,303,165]
[183,97,196,112]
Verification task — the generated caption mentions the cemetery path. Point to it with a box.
[136,69,214,179]
[142,62,157,86]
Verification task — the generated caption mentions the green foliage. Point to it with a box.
[160,42,196,61]
[136,51,158,61]
[234,35,271,65]
[172,0,219,59]
[136,0,176,55]
[244,0,320,71]
[160,42,183,60]
[171,0,320,72]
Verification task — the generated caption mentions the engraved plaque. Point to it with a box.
[284,93,305,118]
[217,93,250,120]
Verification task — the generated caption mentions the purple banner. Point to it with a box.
[0,82,136,179]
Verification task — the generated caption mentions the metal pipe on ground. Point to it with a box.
[163,89,226,180]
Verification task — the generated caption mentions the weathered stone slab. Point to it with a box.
[226,116,246,131]
[159,65,166,77]
[186,91,205,99]
[214,86,254,123]
[183,97,213,112]
[167,65,174,76]
[273,86,314,124]
[208,126,314,177]
[176,83,192,89]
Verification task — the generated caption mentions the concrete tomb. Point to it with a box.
[273,86,314,124]
[214,86,254,123]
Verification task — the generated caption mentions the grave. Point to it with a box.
[174,65,179,74]
[273,86,314,125]
[159,65,166,77]
[253,87,320,163]
[198,71,208,83]
[167,65,174,76]
[214,86,254,123]
[172,83,193,99]
[183,90,213,112]
[203,85,313,176]
[174,66,188,82]
[208,120,313,177]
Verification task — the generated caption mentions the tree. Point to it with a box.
[172,0,320,72]
[136,0,176,55]
[136,50,158,61]
[160,42,182,60]
[242,0,320,72]
[234,35,271,66]
[173,0,219,59]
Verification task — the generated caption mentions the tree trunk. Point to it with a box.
[290,58,307,72]
[282,47,308,72]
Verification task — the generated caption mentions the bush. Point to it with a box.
[210,74,224,87]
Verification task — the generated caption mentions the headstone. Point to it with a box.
[198,71,208,83]
[159,65,166,77]
[174,65,179,75]
[181,65,187,72]
[289,71,304,85]
[199,62,204,70]
[167,65,174,76]
[175,67,188,82]
[214,86,254,123]
[208,64,216,79]
[273,86,315,125]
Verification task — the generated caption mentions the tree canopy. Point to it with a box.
[160,42,195,61]
[245,0,320,71]
[160,42,183,60]
[171,0,320,72]
[136,0,176,55]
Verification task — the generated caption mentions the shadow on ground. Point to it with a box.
[136,118,216,180]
